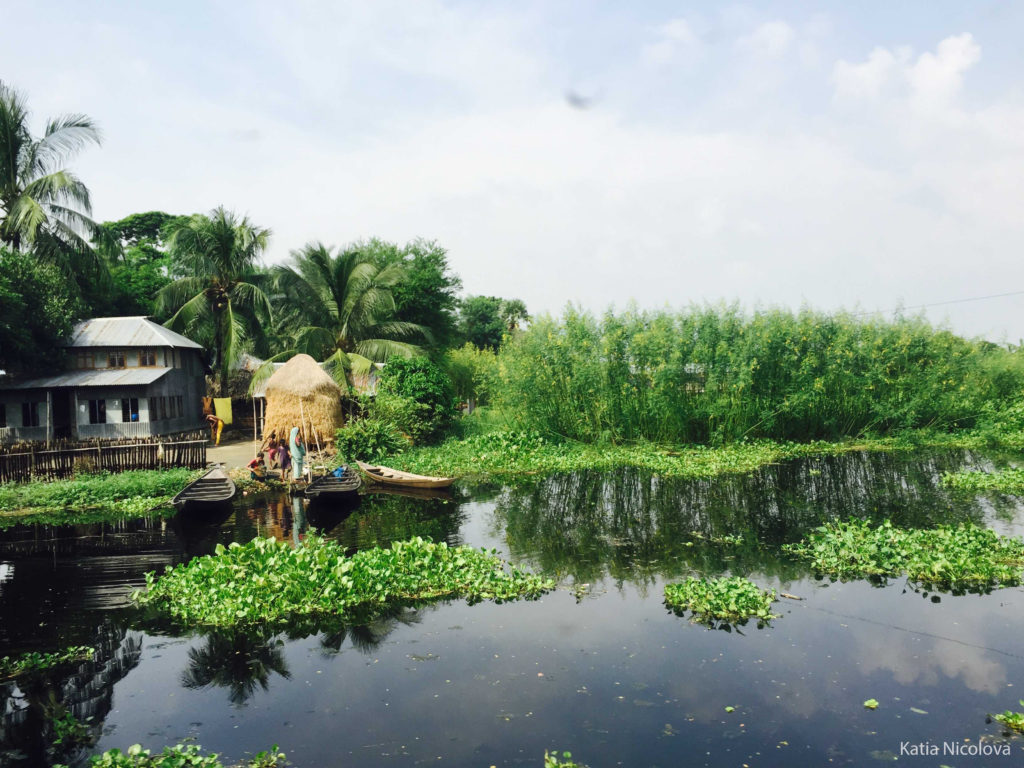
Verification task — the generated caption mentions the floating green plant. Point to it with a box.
[941,467,1024,494]
[784,520,1024,590]
[663,576,777,624]
[134,535,555,628]
[993,702,1024,733]
[0,645,94,680]
[58,743,286,768]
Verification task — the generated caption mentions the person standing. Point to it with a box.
[289,426,306,483]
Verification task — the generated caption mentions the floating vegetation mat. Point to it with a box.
[784,520,1024,590]
[134,535,555,628]
[664,576,777,625]
[941,467,1024,494]
[0,645,94,680]
[65,743,286,768]
[993,702,1024,734]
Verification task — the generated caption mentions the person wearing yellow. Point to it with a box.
[206,413,225,446]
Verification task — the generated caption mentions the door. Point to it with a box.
[52,390,72,440]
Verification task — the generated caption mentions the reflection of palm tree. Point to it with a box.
[181,630,290,706]
[318,608,423,656]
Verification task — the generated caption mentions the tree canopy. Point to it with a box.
[459,295,530,350]
[0,247,76,374]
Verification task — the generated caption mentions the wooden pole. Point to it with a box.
[252,396,258,454]
[298,399,310,481]
[46,391,52,448]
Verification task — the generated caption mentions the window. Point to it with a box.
[175,395,183,418]
[0,403,6,427]
[121,397,139,423]
[21,402,40,427]
[75,351,95,369]
[107,350,126,368]
[88,399,106,424]
[139,349,157,366]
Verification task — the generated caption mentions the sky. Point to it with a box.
[4,0,1024,341]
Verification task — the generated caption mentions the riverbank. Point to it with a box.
[388,427,1022,482]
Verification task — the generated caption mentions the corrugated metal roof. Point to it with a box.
[67,317,202,349]
[0,368,171,390]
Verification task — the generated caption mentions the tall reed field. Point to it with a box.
[492,305,1024,444]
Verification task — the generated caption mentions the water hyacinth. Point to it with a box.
[941,467,1024,494]
[663,576,778,624]
[784,520,1024,590]
[134,535,555,628]
[0,645,94,680]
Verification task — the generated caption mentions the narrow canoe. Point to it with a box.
[172,466,236,510]
[304,470,362,500]
[355,461,454,489]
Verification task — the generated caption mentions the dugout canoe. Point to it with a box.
[355,461,454,489]
[304,470,362,500]
[172,466,236,511]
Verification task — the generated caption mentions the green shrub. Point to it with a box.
[0,645,94,680]
[377,356,457,443]
[492,305,1024,444]
[334,419,407,463]
[664,576,777,624]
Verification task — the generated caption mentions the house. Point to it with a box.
[0,317,206,443]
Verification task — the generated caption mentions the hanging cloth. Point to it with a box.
[213,398,233,426]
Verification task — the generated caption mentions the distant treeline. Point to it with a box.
[492,306,1024,444]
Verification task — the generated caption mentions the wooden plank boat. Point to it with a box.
[304,470,362,500]
[172,466,236,510]
[355,461,454,489]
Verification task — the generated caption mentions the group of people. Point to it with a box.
[248,427,307,483]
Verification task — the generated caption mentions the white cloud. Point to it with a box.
[737,21,796,58]
[641,18,700,67]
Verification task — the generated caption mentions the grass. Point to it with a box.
[0,645,94,680]
[134,534,555,628]
[0,468,199,527]
[783,519,1024,590]
[664,576,777,624]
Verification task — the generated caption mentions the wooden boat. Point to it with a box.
[304,469,362,500]
[355,461,454,489]
[172,466,236,511]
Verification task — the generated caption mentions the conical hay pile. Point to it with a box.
[262,354,344,445]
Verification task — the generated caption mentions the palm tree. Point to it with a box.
[157,207,272,394]
[0,81,100,252]
[270,242,428,382]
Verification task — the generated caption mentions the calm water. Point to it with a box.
[3,450,1024,767]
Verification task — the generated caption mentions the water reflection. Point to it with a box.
[181,629,290,707]
[492,450,993,584]
[0,621,141,766]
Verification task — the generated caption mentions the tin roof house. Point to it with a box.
[0,317,207,444]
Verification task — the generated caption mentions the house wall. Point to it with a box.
[0,349,207,443]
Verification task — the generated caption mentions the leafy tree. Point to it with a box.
[156,207,272,394]
[99,211,189,316]
[0,247,76,374]
[500,298,530,332]
[375,356,457,443]
[458,295,501,350]
[363,238,462,350]
[270,242,427,381]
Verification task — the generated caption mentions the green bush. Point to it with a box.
[334,419,407,463]
[377,356,457,443]
[493,305,1024,444]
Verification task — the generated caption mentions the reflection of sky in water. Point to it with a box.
[3,449,1024,766]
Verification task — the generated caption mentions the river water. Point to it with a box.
[2,449,1024,767]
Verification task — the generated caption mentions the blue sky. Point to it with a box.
[5,1,1024,340]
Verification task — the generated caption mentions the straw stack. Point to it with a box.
[262,354,344,444]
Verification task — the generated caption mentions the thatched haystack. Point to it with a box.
[262,354,344,445]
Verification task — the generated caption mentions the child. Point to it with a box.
[277,442,291,481]
[247,452,267,480]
